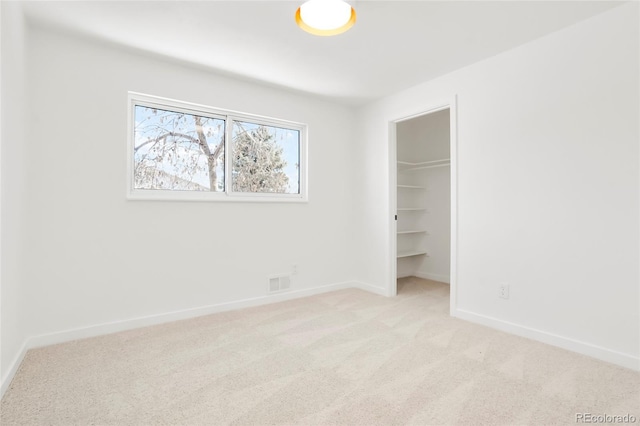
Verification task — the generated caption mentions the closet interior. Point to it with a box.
[396,108,451,284]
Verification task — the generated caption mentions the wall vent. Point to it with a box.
[268,274,292,294]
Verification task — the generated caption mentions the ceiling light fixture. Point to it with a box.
[295,0,356,36]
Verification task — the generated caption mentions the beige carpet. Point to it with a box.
[2,277,639,425]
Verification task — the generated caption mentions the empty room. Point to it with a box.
[1,0,639,424]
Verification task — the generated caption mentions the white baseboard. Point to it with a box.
[0,340,28,398]
[27,281,360,350]
[351,281,389,296]
[414,271,450,284]
[453,308,640,371]
[1,280,384,399]
[6,283,635,400]
[396,272,450,284]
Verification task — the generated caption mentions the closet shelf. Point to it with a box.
[397,207,428,211]
[397,230,428,235]
[397,184,426,189]
[397,250,429,258]
[398,159,450,172]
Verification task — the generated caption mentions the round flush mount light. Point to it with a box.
[295,0,356,36]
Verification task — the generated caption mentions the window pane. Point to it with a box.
[231,120,300,194]
[133,105,225,192]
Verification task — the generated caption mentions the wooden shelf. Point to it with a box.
[397,230,428,235]
[397,250,429,258]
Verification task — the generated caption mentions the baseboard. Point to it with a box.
[351,281,389,296]
[27,281,363,350]
[453,308,640,371]
[5,287,637,399]
[1,280,384,399]
[414,271,450,284]
[0,339,28,399]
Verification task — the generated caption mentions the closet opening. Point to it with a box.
[390,100,457,313]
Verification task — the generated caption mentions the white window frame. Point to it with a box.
[127,92,308,202]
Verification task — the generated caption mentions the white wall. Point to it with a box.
[420,165,451,282]
[21,26,358,344]
[397,109,450,163]
[0,1,29,387]
[355,3,639,369]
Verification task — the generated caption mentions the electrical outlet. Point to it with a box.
[292,264,298,275]
[499,284,510,300]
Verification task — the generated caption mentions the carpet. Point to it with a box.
[1,277,638,425]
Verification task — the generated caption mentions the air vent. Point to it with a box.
[268,274,292,294]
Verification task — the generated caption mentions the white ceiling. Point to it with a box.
[22,1,623,105]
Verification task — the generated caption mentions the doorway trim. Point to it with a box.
[388,95,458,315]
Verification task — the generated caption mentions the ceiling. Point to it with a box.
[22,1,623,105]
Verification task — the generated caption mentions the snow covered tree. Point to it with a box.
[133,106,224,191]
[232,122,289,193]
[133,107,291,194]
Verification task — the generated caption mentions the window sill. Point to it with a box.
[126,190,308,203]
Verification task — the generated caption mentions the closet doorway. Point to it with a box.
[389,99,457,312]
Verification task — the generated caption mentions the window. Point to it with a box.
[128,93,307,202]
